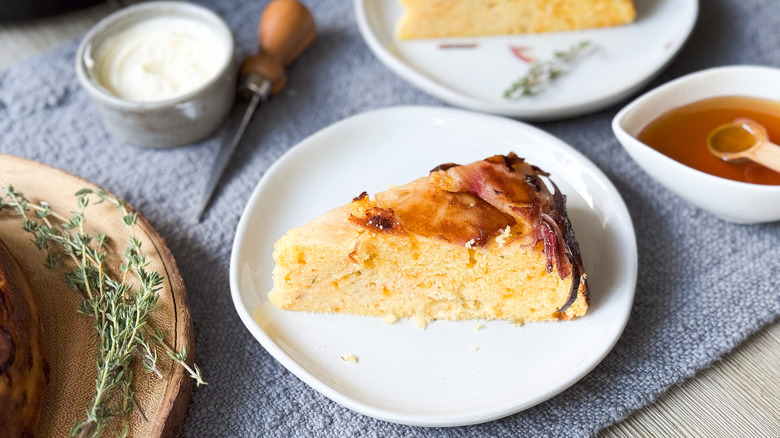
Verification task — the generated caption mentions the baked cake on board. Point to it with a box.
[0,238,46,436]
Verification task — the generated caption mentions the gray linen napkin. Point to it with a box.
[1,0,778,436]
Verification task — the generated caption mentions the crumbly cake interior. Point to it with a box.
[269,154,588,326]
[396,0,636,39]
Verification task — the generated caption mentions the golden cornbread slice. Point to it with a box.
[268,154,588,326]
[396,0,636,39]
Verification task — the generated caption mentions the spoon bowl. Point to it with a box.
[707,119,780,172]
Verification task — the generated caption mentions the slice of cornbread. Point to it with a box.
[396,0,636,39]
[268,153,588,326]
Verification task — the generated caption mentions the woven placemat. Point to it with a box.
[0,0,778,436]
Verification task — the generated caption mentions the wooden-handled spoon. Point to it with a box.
[196,0,316,222]
[706,118,780,174]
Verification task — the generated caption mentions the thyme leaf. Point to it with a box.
[0,180,206,438]
[504,41,594,99]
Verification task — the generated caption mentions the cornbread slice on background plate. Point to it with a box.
[269,153,587,327]
[396,0,637,39]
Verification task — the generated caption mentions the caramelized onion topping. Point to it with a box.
[432,153,586,312]
[429,162,460,173]
[550,180,587,312]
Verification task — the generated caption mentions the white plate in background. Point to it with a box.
[355,0,698,120]
[231,106,637,426]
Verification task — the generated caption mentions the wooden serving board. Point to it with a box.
[0,154,194,437]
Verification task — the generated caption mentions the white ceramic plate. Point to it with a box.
[231,106,637,426]
[355,0,698,120]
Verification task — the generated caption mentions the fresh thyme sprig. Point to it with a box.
[504,41,594,99]
[0,182,206,438]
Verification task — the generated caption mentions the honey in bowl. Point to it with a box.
[637,96,780,185]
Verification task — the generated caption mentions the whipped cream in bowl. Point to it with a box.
[94,16,228,103]
[76,2,236,148]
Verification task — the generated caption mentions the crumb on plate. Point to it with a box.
[340,354,358,363]
[383,314,400,324]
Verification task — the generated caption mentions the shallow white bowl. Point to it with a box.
[612,65,780,224]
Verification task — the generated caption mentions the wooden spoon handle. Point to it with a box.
[240,0,316,95]
[749,141,780,174]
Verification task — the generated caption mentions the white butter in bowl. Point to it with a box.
[94,16,228,103]
[76,2,236,148]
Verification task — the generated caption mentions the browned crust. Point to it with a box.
[0,238,46,437]
[349,207,405,235]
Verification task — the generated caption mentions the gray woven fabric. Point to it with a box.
[1,0,779,436]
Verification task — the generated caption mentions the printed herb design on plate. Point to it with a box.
[504,41,594,99]
[0,183,205,438]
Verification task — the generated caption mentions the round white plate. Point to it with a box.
[355,0,698,120]
[230,106,637,427]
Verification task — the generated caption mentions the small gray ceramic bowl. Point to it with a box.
[76,2,236,148]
